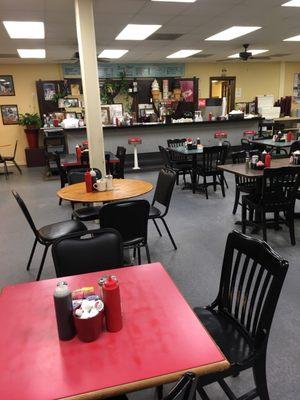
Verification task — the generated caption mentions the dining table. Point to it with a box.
[0,263,229,400]
[249,138,295,154]
[57,178,153,203]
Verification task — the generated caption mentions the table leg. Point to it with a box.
[191,154,197,194]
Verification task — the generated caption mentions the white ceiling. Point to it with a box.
[0,0,300,63]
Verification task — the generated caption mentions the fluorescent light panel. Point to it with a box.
[282,0,300,6]
[284,34,300,41]
[206,26,261,41]
[228,49,269,58]
[167,49,202,58]
[152,0,197,2]
[17,49,46,58]
[115,24,161,40]
[3,21,44,39]
[98,49,128,59]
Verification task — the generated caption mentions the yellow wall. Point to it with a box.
[0,64,62,165]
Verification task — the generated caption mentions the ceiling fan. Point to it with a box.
[54,51,111,64]
[216,44,272,62]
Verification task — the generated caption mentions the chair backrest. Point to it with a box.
[114,146,126,178]
[12,140,18,158]
[153,168,176,212]
[262,166,300,203]
[159,145,172,168]
[99,199,150,244]
[202,145,227,173]
[241,138,251,151]
[289,140,300,155]
[163,372,197,400]
[217,230,288,350]
[67,168,101,185]
[11,190,38,237]
[80,150,89,166]
[232,150,246,164]
[52,229,124,277]
[167,138,187,162]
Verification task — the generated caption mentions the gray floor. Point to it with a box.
[1,166,300,399]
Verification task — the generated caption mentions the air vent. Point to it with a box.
[190,53,214,58]
[0,53,18,58]
[147,33,183,41]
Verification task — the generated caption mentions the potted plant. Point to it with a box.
[19,113,42,149]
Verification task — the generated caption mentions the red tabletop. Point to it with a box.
[0,263,229,400]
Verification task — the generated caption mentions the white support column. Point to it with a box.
[74,0,105,174]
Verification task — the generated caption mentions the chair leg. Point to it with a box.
[261,210,267,242]
[153,219,162,237]
[36,245,49,281]
[224,175,229,189]
[252,356,270,400]
[156,385,163,400]
[137,246,141,265]
[26,238,38,271]
[197,387,210,400]
[3,161,9,179]
[13,160,22,175]
[59,198,62,206]
[161,217,177,250]
[242,201,247,234]
[232,188,240,215]
[203,176,208,199]
[287,211,296,245]
[176,172,179,185]
[145,244,151,263]
[220,174,226,198]
[213,175,217,192]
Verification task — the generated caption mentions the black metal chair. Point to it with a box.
[197,145,227,199]
[70,169,103,221]
[231,150,257,215]
[99,199,151,265]
[289,140,300,155]
[52,228,124,277]
[194,230,289,400]
[12,190,87,281]
[113,146,126,179]
[3,140,22,175]
[242,166,300,245]
[159,146,191,187]
[149,168,177,250]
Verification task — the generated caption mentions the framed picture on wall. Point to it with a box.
[101,106,110,125]
[43,82,56,101]
[108,103,123,123]
[0,75,15,96]
[65,112,76,119]
[64,98,80,108]
[1,104,19,125]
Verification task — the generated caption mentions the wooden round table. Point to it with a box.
[57,178,153,203]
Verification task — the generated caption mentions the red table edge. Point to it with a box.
[62,361,230,400]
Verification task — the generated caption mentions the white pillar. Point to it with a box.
[74,0,105,174]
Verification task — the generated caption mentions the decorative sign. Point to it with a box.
[198,98,206,107]
[62,63,185,78]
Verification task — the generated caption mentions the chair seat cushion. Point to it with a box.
[149,205,161,219]
[194,307,254,364]
[73,206,102,221]
[38,220,87,242]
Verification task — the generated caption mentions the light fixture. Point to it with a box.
[152,0,197,2]
[228,49,269,58]
[167,49,202,58]
[284,34,300,41]
[98,49,128,59]
[115,24,161,40]
[205,26,261,41]
[282,0,300,6]
[3,21,45,39]
[17,49,46,58]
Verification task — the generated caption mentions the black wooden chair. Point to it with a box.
[159,146,191,187]
[70,169,103,221]
[242,166,300,245]
[241,138,251,151]
[52,228,123,277]
[113,146,126,179]
[12,190,87,281]
[231,150,257,215]
[148,168,177,250]
[3,140,22,175]
[194,230,289,400]
[99,199,151,265]
[163,372,197,400]
[197,145,227,199]
[289,140,300,155]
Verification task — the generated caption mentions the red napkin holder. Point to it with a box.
[73,308,104,342]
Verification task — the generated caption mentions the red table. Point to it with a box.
[0,263,229,400]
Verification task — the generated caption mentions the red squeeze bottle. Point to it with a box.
[102,275,122,332]
[265,153,271,168]
[85,170,93,192]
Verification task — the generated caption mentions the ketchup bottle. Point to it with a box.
[265,152,271,168]
[102,275,122,332]
[85,170,93,192]
[76,145,81,162]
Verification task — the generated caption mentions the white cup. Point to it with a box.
[93,178,106,192]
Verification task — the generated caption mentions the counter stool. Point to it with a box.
[214,131,228,146]
[128,137,142,170]
[243,130,257,140]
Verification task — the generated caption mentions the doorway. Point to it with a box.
[209,76,236,114]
